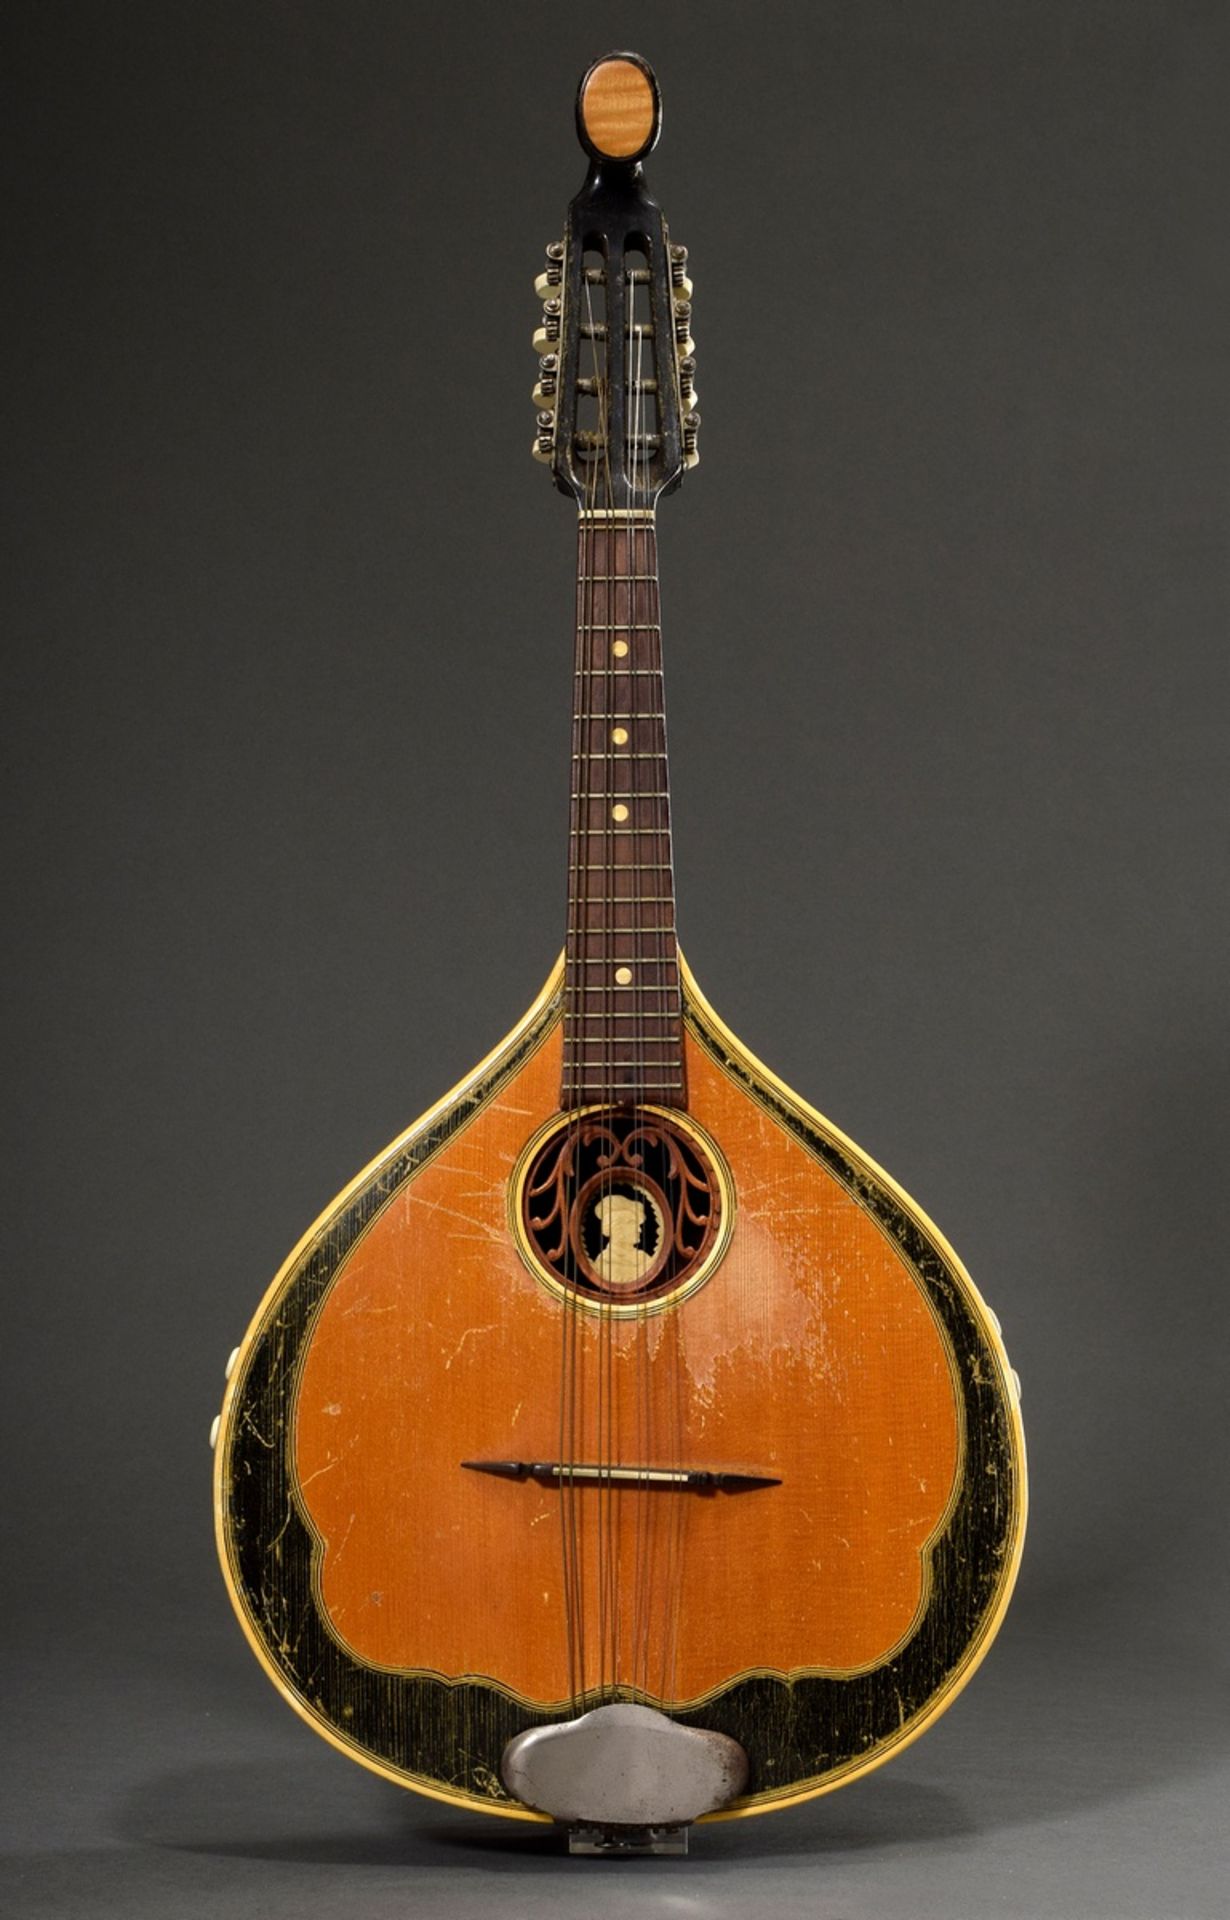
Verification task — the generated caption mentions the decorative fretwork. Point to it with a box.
[523,1107,718,1305]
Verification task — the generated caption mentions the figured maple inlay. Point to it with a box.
[293,1021,961,1707]
[580,57,656,160]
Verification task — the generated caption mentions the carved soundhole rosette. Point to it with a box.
[512,1106,733,1315]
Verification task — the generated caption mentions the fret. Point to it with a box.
[577,622,661,633]
[572,752,665,761]
[572,1041,681,1052]
[567,1036,683,1052]
[570,1056,681,1067]
[571,975,683,990]
[574,984,680,994]
[575,668,662,677]
[571,960,679,969]
[579,574,658,582]
[577,790,671,799]
[575,508,655,521]
[569,1062,682,1071]
[564,1082,686,1092]
[566,1067,681,1077]
[565,1011,678,1021]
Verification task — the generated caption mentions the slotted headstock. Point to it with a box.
[531,53,699,510]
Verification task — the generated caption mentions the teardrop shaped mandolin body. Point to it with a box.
[214,52,1025,1829]
[215,958,1025,1819]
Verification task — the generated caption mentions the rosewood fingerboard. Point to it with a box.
[564,515,684,1108]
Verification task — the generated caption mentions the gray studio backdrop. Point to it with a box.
[5,4,1227,1917]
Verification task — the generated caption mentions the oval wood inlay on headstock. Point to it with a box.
[581,57,656,160]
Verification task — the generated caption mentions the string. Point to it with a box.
[590,252,619,1705]
[605,243,623,1701]
[647,252,686,1707]
[559,442,586,1711]
[560,254,608,1712]
[620,244,649,1700]
[585,259,608,1705]
[629,261,650,1703]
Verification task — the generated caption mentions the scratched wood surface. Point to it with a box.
[294,1028,959,1704]
[215,970,1025,1814]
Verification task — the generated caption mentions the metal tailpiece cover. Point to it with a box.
[500,1702,748,1828]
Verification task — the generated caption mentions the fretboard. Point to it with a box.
[563,515,684,1109]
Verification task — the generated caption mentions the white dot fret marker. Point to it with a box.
[612,802,629,821]
[615,966,633,985]
[612,639,629,658]
[611,726,629,745]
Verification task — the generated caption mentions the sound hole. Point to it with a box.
[522,1109,720,1306]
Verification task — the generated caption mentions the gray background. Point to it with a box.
[4,2,1227,1914]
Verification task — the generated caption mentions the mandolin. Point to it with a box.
[213,51,1026,1852]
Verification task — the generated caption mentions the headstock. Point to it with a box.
[531,53,700,510]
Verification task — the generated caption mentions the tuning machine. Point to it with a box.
[534,239,566,301]
[532,351,559,410]
[672,298,694,359]
[669,244,698,467]
[532,296,563,356]
[532,408,556,464]
[670,244,694,357]
[531,239,567,357]
[530,243,565,465]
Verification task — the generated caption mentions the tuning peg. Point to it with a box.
[532,352,559,409]
[532,409,556,464]
[532,296,562,356]
[678,355,698,412]
[672,298,694,359]
[682,409,701,470]
[670,243,693,300]
[534,240,566,301]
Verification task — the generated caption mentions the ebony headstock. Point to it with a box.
[532,53,700,509]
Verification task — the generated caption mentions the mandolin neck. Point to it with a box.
[563,512,684,1110]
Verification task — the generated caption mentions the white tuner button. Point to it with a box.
[535,241,565,299]
[1009,1368,1022,1406]
[985,1307,1002,1337]
[209,1413,221,1450]
[225,1346,240,1379]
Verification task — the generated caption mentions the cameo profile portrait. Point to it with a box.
[591,1186,665,1291]
[520,1108,724,1308]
